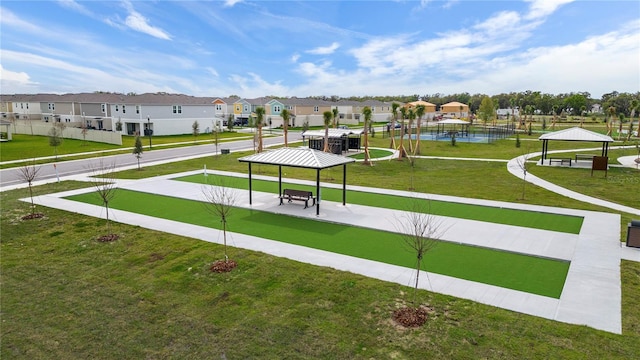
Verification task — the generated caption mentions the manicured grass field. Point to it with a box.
[66,189,570,298]
[175,173,584,234]
[349,148,394,159]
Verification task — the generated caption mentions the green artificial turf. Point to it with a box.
[175,173,584,234]
[66,189,570,298]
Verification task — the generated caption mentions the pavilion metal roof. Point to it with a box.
[538,127,613,142]
[301,128,364,138]
[238,147,356,169]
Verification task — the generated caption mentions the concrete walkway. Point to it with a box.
[27,169,639,334]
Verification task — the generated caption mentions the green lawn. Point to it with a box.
[65,189,570,298]
[0,132,253,164]
[175,174,584,234]
[349,148,394,159]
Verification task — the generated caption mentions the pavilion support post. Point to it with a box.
[342,164,347,206]
[248,163,253,205]
[316,169,320,216]
[278,165,282,197]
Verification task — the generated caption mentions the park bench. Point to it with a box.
[549,157,572,166]
[279,189,315,209]
[575,154,595,162]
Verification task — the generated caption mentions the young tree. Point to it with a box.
[17,160,43,219]
[514,149,532,200]
[202,179,238,272]
[392,199,445,327]
[281,108,290,147]
[48,125,63,159]
[478,96,494,127]
[407,107,415,153]
[413,104,425,155]
[606,106,616,136]
[88,160,119,242]
[133,136,143,170]
[192,120,200,143]
[390,102,400,149]
[255,107,265,153]
[322,110,332,152]
[397,106,408,159]
[332,107,339,128]
[80,117,89,146]
[362,106,372,165]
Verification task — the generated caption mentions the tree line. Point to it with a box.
[317,91,640,117]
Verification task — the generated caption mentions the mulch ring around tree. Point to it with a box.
[97,234,120,242]
[393,306,429,327]
[210,259,238,273]
[21,213,44,220]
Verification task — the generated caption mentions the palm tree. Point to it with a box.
[397,106,408,159]
[332,107,339,128]
[255,106,265,153]
[414,104,425,155]
[390,102,400,149]
[630,99,639,139]
[580,105,587,128]
[323,110,332,152]
[551,105,558,130]
[281,108,290,147]
[407,107,415,153]
[362,106,372,165]
[606,106,616,136]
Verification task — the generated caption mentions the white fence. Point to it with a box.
[11,121,122,145]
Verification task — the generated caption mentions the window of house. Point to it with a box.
[122,105,126,113]
[20,103,23,109]
[274,105,281,112]
[244,105,249,112]
[236,105,240,111]
[48,103,55,110]
[26,103,29,109]
[101,104,106,113]
[216,104,222,111]
[136,105,140,114]
[115,105,119,112]
[314,106,319,112]
[173,105,182,114]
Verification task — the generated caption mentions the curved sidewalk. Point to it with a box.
[506,150,640,216]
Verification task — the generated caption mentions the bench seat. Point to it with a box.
[279,189,315,209]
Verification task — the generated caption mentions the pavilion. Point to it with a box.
[238,147,356,216]
[538,127,614,165]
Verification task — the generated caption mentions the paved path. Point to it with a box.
[28,169,640,334]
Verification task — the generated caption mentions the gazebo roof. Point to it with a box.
[302,128,363,138]
[238,147,356,169]
[538,127,613,142]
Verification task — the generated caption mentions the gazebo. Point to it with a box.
[538,127,614,165]
[301,128,364,154]
[238,147,356,216]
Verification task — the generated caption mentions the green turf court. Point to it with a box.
[66,189,570,298]
[175,173,584,234]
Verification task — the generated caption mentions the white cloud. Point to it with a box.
[0,64,37,93]
[291,53,300,63]
[56,0,93,16]
[223,0,243,8]
[525,0,575,20]
[206,67,219,77]
[0,6,42,33]
[120,0,171,40]
[306,42,340,55]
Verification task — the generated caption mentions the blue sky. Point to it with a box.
[1,0,638,98]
